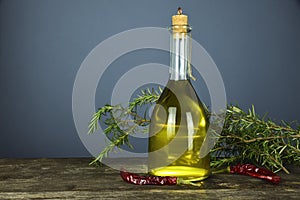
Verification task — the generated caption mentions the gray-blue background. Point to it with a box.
[1,0,299,158]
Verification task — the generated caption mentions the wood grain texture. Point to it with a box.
[0,158,299,199]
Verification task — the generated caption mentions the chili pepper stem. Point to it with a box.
[212,166,230,174]
[176,178,203,187]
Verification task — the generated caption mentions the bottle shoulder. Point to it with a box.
[156,80,208,119]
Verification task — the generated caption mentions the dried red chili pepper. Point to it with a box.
[120,169,202,186]
[229,164,281,184]
[120,170,177,185]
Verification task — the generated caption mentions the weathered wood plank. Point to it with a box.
[0,158,299,199]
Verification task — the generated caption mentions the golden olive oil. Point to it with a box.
[148,80,210,181]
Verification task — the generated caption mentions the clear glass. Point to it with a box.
[148,25,210,181]
[170,25,191,81]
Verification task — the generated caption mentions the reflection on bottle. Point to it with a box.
[186,112,194,151]
[167,107,177,139]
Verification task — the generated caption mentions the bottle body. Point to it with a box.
[148,80,210,181]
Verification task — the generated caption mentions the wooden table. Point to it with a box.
[0,158,299,199]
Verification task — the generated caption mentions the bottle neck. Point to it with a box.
[170,27,191,81]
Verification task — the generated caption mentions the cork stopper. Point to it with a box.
[172,7,189,33]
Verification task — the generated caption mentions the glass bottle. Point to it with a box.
[148,9,210,181]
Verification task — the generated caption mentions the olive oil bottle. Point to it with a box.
[148,8,210,181]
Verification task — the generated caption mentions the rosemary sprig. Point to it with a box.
[88,88,300,173]
[128,87,161,111]
[211,105,300,173]
[88,104,113,134]
[88,89,159,164]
